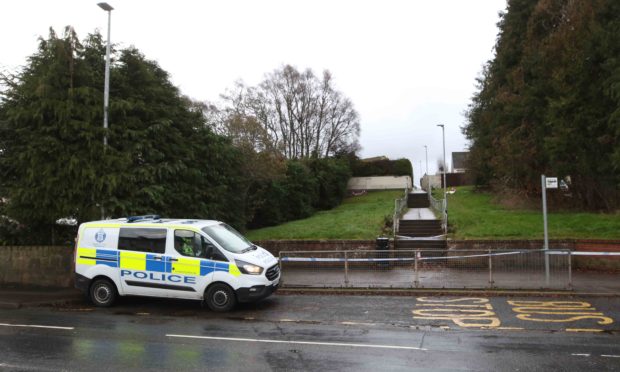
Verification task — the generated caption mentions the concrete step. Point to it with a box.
[397,232,445,237]
[395,240,447,249]
[407,194,430,208]
[398,232,445,237]
[399,226,442,231]
[399,220,441,226]
[398,227,444,233]
[407,201,430,208]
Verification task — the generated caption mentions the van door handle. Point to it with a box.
[169,258,178,262]
[153,256,163,261]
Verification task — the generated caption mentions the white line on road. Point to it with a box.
[0,323,74,330]
[571,353,590,357]
[166,334,427,351]
[602,355,620,358]
[0,362,55,371]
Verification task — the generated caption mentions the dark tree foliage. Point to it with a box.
[0,28,245,244]
[247,157,351,229]
[352,158,413,178]
[464,0,620,210]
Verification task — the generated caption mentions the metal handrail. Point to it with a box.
[429,194,447,233]
[392,185,410,236]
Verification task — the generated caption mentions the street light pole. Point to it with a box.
[424,145,429,197]
[419,160,422,189]
[98,2,113,219]
[437,124,447,228]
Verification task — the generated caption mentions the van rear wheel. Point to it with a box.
[205,283,236,312]
[90,279,117,307]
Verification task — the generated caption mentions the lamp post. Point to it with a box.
[98,2,113,219]
[437,124,447,228]
[424,145,429,197]
[419,160,422,189]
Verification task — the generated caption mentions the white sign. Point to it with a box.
[545,177,558,189]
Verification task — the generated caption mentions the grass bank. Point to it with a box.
[246,190,401,240]
[446,186,620,239]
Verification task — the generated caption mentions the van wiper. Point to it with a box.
[241,244,258,253]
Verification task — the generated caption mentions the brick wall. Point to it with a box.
[449,239,620,271]
[1,239,618,288]
[573,239,620,271]
[0,246,73,288]
[448,239,575,250]
[254,240,381,257]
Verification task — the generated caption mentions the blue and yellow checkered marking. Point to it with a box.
[96,250,119,268]
[78,248,238,276]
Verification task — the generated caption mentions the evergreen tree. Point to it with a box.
[0,28,246,243]
[464,0,620,210]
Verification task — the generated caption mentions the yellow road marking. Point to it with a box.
[413,297,501,328]
[508,300,614,325]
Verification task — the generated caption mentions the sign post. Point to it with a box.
[541,175,557,286]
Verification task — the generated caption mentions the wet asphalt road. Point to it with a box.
[1,294,620,371]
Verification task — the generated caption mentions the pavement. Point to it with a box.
[280,268,620,295]
[401,208,436,220]
[1,269,619,310]
[0,286,84,309]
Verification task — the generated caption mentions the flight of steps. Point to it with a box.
[396,192,447,254]
[407,192,430,208]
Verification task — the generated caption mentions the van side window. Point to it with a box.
[118,228,166,254]
[174,230,228,261]
[206,243,228,262]
[174,230,203,258]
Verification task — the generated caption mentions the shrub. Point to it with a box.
[352,158,412,177]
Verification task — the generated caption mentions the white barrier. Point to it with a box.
[280,250,620,263]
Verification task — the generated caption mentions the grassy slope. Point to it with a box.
[448,186,620,239]
[246,190,401,240]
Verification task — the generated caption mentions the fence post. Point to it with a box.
[414,250,420,288]
[278,251,284,287]
[344,251,349,287]
[488,249,494,288]
[568,250,572,289]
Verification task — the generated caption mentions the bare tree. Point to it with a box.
[219,65,360,159]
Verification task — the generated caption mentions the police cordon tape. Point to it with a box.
[395,235,446,240]
[548,251,620,256]
[279,250,620,262]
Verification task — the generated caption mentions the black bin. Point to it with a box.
[376,237,390,267]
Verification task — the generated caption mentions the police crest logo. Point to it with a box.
[95,229,107,243]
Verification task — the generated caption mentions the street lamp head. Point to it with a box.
[98,2,114,11]
[437,124,444,128]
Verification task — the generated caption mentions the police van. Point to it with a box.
[74,215,280,311]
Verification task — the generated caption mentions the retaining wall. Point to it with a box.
[448,239,620,271]
[0,246,73,288]
[254,240,379,257]
[1,239,618,288]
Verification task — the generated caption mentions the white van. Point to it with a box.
[74,215,280,311]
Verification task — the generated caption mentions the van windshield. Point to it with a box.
[202,223,254,254]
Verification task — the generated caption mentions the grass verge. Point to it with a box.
[246,190,401,240]
[446,186,620,239]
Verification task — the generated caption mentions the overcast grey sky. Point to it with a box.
[2,0,506,183]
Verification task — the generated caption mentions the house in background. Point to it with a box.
[421,151,471,191]
[451,152,469,173]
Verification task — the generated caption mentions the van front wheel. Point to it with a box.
[90,279,117,307]
[205,283,236,312]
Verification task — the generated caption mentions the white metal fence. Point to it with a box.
[278,249,572,290]
[392,187,410,235]
[428,195,446,232]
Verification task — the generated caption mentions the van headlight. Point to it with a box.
[235,260,264,275]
